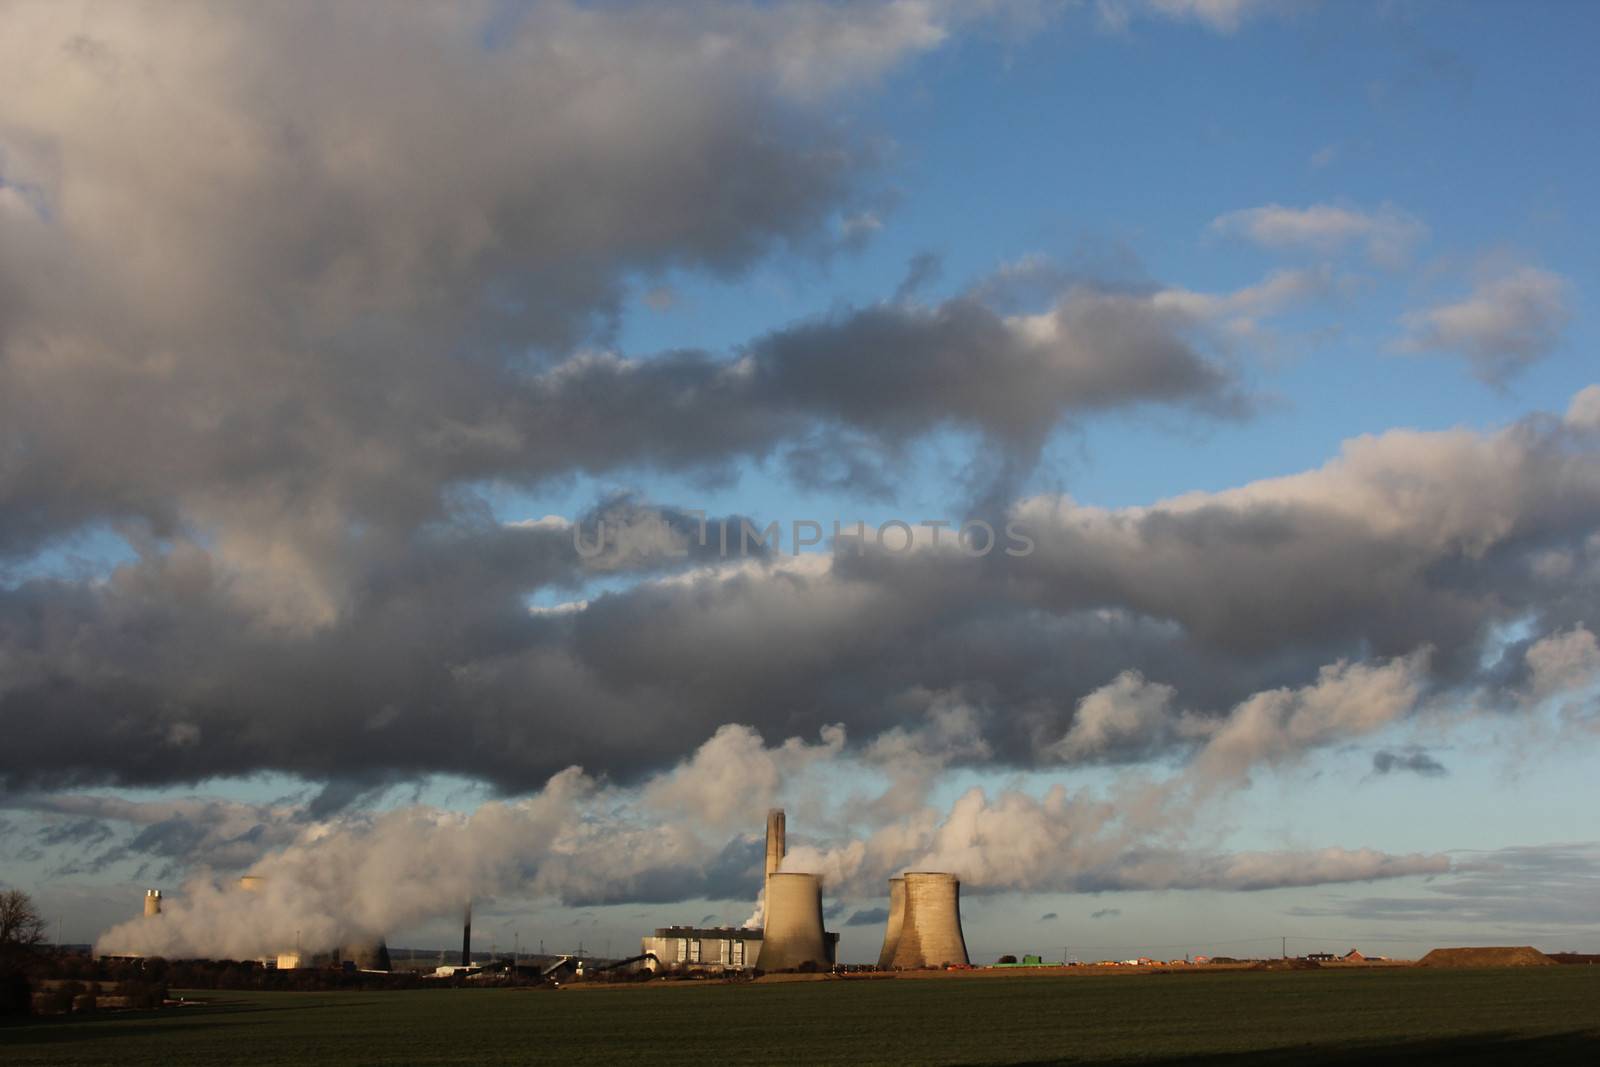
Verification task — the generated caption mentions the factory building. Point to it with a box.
[641,926,764,971]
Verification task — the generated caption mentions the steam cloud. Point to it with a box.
[85,706,1456,960]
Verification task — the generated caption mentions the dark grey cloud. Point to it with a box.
[1372,749,1447,777]
[0,4,1598,801]
[1090,908,1120,919]
[1,410,1598,791]
[0,2,880,561]
[0,2,1253,570]
[847,907,890,927]
[1038,911,1058,921]
[1290,843,1600,928]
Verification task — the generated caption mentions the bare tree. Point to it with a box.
[0,889,47,954]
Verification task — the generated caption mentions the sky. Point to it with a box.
[1,0,1599,966]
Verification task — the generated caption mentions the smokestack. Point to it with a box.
[885,872,969,969]
[876,877,904,969]
[756,872,828,971]
[462,902,472,967]
[143,889,162,918]
[764,809,786,882]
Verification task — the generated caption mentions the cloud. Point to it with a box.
[1189,652,1430,785]
[1522,626,1600,707]
[0,2,1083,567]
[1097,0,1292,34]
[1210,202,1427,265]
[521,272,1255,495]
[1396,266,1571,384]
[1567,386,1600,431]
[4,392,1600,791]
[1371,749,1447,777]
[67,720,1447,961]
[846,907,890,927]
[1293,842,1600,928]
[1090,907,1121,919]
[1053,671,1181,760]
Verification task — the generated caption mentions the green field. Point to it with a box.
[5,968,1600,1065]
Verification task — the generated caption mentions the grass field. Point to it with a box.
[4,968,1600,1065]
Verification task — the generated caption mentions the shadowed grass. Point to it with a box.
[3,967,1599,1065]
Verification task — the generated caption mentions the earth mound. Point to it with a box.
[1417,946,1555,967]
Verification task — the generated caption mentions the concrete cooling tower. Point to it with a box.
[884,872,969,969]
[143,889,162,918]
[756,872,828,971]
[876,877,904,969]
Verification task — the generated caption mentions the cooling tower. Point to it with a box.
[143,889,162,917]
[886,872,969,969]
[875,877,904,969]
[764,809,786,881]
[756,872,828,971]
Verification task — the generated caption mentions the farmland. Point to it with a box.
[4,967,1600,1065]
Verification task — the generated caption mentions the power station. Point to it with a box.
[123,811,968,976]
[640,808,842,972]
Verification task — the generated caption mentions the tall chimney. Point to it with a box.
[143,889,162,918]
[462,902,472,967]
[764,809,786,882]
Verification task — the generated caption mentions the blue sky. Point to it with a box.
[3,1,1599,966]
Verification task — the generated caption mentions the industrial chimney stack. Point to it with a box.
[764,809,786,883]
[143,889,162,918]
[462,902,473,967]
[884,872,969,969]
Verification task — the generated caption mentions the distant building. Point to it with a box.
[641,926,769,971]
[1342,949,1366,962]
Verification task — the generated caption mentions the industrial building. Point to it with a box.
[641,926,764,970]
